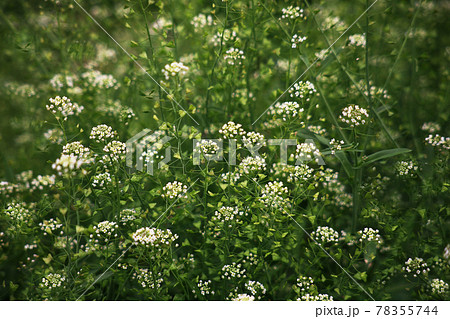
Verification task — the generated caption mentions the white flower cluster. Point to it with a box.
[311,226,339,245]
[194,280,215,296]
[0,181,22,197]
[211,29,239,46]
[243,252,259,266]
[269,101,304,121]
[103,140,126,159]
[132,269,163,289]
[291,34,307,48]
[358,228,382,244]
[120,208,140,224]
[30,174,56,191]
[90,124,117,143]
[224,48,245,65]
[351,80,390,100]
[245,280,266,299]
[425,134,450,150]
[50,74,78,91]
[232,293,254,301]
[243,131,266,145]
[81,70,119,89]
[297,276,314,293]
[162,181,188,199]
[62,141,92,160]
[322,16,346,30]
[239,156,266,174]
[430,278,449,294]
[92,172,112,188]
[220,171,241,184]
[98,100,135,125]
[213,206,246,225]
[348,34,366,47]
[395,160,419,177]
[4,202,30,222]
[421,122,441,133]
[298,293,333,301]
[44,128,64,144]
[294,142,322,163]
[5,81,37,97]
[444,244,450,260]
[52,154,89,176]
[40,273,66,289]
[132,227,179,249]
[260,181,289,210]
[403,257,430,277]
[162,62,189,80]
[281,6,304,20]
[287,164,314,183]
[191,13,214,30]
[315,49,329,60]
[339,104,369,127]
[92,221,118,241]
[45,96,84,121]
[196,140,220,155]
[329,138,344,155]
[39,218,63,235]
[289,80,317,101]
[219,121,245,138]
[221,262,246,280]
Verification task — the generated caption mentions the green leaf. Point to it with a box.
[360,148,411,167]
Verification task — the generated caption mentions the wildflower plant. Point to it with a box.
[0,0,448,303]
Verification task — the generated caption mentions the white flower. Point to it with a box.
[395,160,419,177]
[90,124,117,143]
[213,206,246,226]
[329,138,344,155]
[81,70,119,89]
[425,134,450,150]
[162,181,188,199]
[39,218,63,235]
[260,181,290,210]
[358,227,382,244]
[224,48,245,65]
[430,278,449,294]
[211,29,239,46]
[239,156,266,174]
[291,34,307,48]
[162,62,189,80]
[298,293,333,301]
[232,293,254,301]
[288,80,317,101]
[269,101,304,121]
[191,13,215,31]
[403,257,430,277]
[311,226,339,245]
[219,121,245,139]
[339,104,369,127]
[281,6,304,20]
[221,262,246,279]
[92,172,112,188]
[194,280,215,296]
[45,96,84,121]
[40,273,66,289]
[132,269,163,289]
[348,34,366,47]
[132,227,178,248]
[52,154,90,176]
